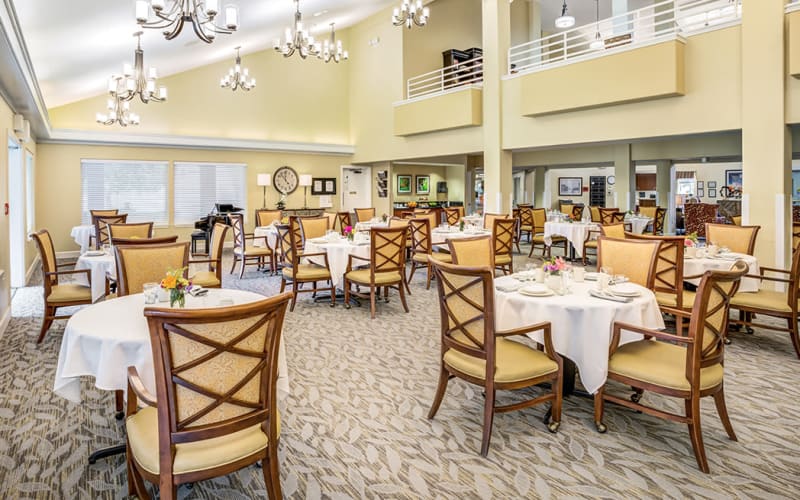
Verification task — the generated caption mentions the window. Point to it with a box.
[173,162,247,226]
[81,160,169,225]
[25,151,34,234]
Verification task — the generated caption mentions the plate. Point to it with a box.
[84,250,105,257]
[584,272,600,281]
[519,284,554,297]
[608,283,641,297]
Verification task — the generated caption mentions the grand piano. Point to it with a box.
[192,203,243,254]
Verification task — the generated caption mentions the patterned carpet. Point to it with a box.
[0,246,799,499]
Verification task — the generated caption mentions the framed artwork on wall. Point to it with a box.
[708,181,717,189]
[311,178,336,195]
[709,189,717,198]
[697,181,704,189]
[725,170,742,188]
[397,174,412,194]
[558,177,583,196]
[376,170,388,198]
[415,175,430,194]
[697,188,704,198]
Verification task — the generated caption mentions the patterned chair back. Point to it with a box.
[705,223,760,255]
[448,235,494,268]
[369,227,406,279]
[108,222,154,240]
[444,208,460,226]
[627,234,685,299]
[337,212,352,235]
[688,261,747,360]
[492,218,515,259]
[255,209,282,227]
[93,214,128,249]
[299,216,329,244]
[354,208,376,223]
[409,218,433,255]
[597,237,660,289]
[115,242,190,295]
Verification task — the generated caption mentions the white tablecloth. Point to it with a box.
[71,225,95,254]
[494,277,665,394]
[684,253,760,293]
[626,216,652,235]
[304,239,371,288]
[431,228,492,246]
[253,225,280,249]
[54,289,289,404]
[463,215,483,225]
[74,252,116,302]
[543,222,599,257]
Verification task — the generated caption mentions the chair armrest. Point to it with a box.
[760,266,790,275]
[745,274,792,284]
[496,321,550,338]
[346,254,370,272]
[46,268,92,285]
[497,322,561,362]
[683,273,704,280]
[610,321,693,355]
[127,366,157,415]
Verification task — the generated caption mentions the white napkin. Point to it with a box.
[589,289,632,303]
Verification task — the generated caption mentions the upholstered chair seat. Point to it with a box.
[189,271,221,288]
[345,269,403,285]
[730,290,792,313]
[189,223,228,289]
[412,252,451,264]
[276,221,335,311]
[283,264,331,281]
[655,290,697,309]
[583,240,597,249]
[230,214,275,278]
[48,284,93,303]
[235,244,273,256]
[494,254,512,265]
[444,337,559,384]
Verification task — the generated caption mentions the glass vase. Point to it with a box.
[546,273,562,293]
[169,288,186,308]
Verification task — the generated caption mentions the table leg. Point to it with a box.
[88,444,126,464]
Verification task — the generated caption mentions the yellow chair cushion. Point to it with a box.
[234,245,272,257]
[729,289,792,313]
[583,240,598,249]
[190,271,221,288]
[495,254,512,265]
[126,406,279,475]
[533,235,566,244]
[412,252,452,264]
[48,284,92,303]
[608,340,723,392]
[283,264,331,281]
[520,225,534,232]
[345,269,403,285]
[444,338,558,384]
[655,290,697,309]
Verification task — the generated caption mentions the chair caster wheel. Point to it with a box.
[115,411,124,420]
[595,421,607,433]
[745,327,754,334]
[630,393,642,403]
[344,304,351,309]
[330,303,335,307]
[547,421,560,433]
[186,483,194,490]
[723,337,732,345]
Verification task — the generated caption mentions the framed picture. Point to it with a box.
[697,181,704,189]
[397,174,412,194]
[376,170,388,198]
[697,188,705,198]
[709,188,717,198]
[311,177,336,195]
[725,170,742,188]
[415,175,430,194]
[558,177,583,196]
[708,181,717,189]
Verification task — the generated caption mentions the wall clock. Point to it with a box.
[607,175,615,185]
[273,166,299,195]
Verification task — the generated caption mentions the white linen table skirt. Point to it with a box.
[304,240,371,288]
[494,277,665,394]
[626,216,652,235]
[430,228,492,247]
[253,225,280,250]
[74,252,116,302]
[543,222,599,257]
[71,225,95,254]
[54,289,289,404]
[684,253,760,292]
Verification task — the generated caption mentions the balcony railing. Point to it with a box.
[406,56,483,100]
[509,0,742,75]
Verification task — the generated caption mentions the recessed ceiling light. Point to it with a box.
[313,10,328,17]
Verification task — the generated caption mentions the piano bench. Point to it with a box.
[191,230,209,255]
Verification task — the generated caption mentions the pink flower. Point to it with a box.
[344,225,353,234]
[684,239,694,247]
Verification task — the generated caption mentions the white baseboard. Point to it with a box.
[56,251,81,260]
[0,307,9,341]
[25,256,39,285]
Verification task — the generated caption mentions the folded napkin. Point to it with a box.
[713,254,739,261]
[496,281,523,293]
[589,289,633,303]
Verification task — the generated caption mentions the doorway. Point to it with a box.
[7,135,24,288]
[340,166,372,213]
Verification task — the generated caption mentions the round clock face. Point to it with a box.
[273,166,299,195]
[607,175,616,185]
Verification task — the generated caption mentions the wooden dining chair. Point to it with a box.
[492,218,515,275]
[558,200,573,215]
[581,227,602,266]
[323,212,338,231]
[354,207,376,223]
[408,218,452,289]
[110,236,179,246]
[108,222,154,240]
[90,209,119,217]
[599,208,619,225]
[483,212,507,231]
[125,293,292,500]
[93,214,128,249]
[230,214,275,278]
[343,226,409,319]
[599,223,629,239]
[275,223,335,311]
[590,206,601,222]
[571,204,585,221]
[594,262,748,473]
[298,216,330,245]
[427,259,563,456]
[448,235,494,268]
[114,242,190,296]
[188,223,229,289]
[336,212,352,235]
[528,208,567,258]
[518,206,534,243]
[444,208,461,226]
[705,223,760,255]
[255,209,282,227]
[30,229,93,344]
[596,237,661,289]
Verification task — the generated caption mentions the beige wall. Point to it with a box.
[676,162,740,204]
[393,87,482,136]
[48,43,351,146]
[547,166,608,208]
[36,143,351,253]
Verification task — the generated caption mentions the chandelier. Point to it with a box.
[135,0,239,44]
[220,47,256,91]
[96,97,140,127]
[319,23,348,64]
[555,1,575,29]
[273,0,319,59]
[392,0,430,29]
[107,32,167,104]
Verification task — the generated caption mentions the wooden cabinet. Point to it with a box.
[636,174,657,191]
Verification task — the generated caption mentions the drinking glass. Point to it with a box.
[599,265,613,290]
[143,282,159,304]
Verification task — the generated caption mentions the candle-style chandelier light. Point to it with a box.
[96,96,141,127]
[220,47,256,91]
[273,0,319,59]
[319,23,348,64]
[106,32,168,105]
[135,0,239,44]
[392,0,430,29]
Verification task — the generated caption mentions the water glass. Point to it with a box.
[572,266,586,282]
[143,282,159,304]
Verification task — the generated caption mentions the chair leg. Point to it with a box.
[229,254,237,274]
[528,243,535,258]
[686,397,709,473]
[279,277,286,293]
[290,281,298,312]
[344,279,351,308]
[480,388,496,457]
[550,367,563,432]
[427,365,450,419]
[126,454,150,499]
[425,263,433,290]
[239,256,247,279]
[263,444,282,500]
[398,280,410,313]
[408,262,418,283]
[369,286,376,319]
[593,386,607,433]
[160,476,177,500]
[788,317,800,359]
[712,387,737,441]
[37,306,55,344]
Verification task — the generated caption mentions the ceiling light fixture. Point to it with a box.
[392,0,430,29]
[135,0,239,44]
[319,23,348,64]
[106,32,167,105]
[220,46,255,91]
[274,0,319,59]
[555,1,575,29]
[96,96,140,127]
[590,0,604,50]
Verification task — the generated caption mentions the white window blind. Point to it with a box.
[173,162,247,226]
[81,160,169,225]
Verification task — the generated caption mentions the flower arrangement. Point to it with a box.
[161,267,192,308]
[684,231,699,247]
[542,256,568,276]
[343,225,354,241]
[407,201,418,209]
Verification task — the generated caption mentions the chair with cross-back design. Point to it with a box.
[88,209,119,248]
[229,214,275,278]
[124,292,292,500]
[427,259,563,456]
[571,204,585,222]
[599,208,619,225]
[93,214,128,249]
[343,226,409,319]
[354,208,376,223]
[705,223,760,256]
[408,218,452,289]
[444,208,461,226]
[189,223,229,289]
[518,206,534,244]
[594,261,748,473]
[275,223,334,311]
[492,218,515,275]
[108,222,154,240]
[336,212,352,235]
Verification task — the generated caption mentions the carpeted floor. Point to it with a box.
[0,246,799,499]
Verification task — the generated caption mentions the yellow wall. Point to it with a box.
[393,87,482,135]
[48,43,351,146]
[503,26,742,150]
[789,11,800,79]
[35,143,351,253]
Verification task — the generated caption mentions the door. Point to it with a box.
[340,166,372,213]
[8,136,24,288]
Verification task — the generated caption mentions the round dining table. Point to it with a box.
[53,289,290,404]
[74,251,116,302]
[543,221,599,258]
[683,252,760,292]
[304,238,371,288]
[70,224,96,254]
